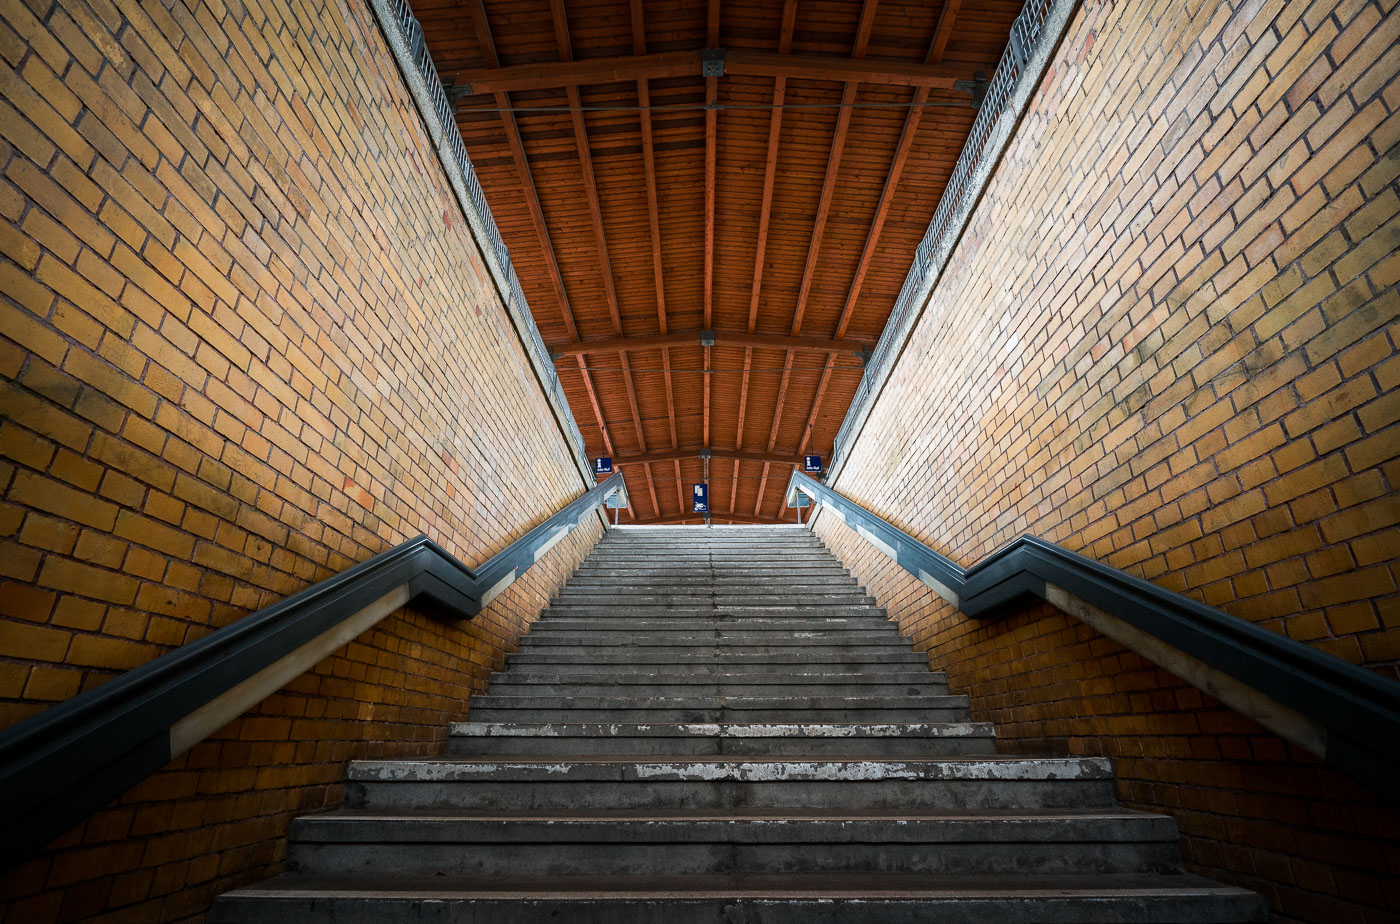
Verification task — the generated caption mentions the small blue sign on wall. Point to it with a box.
[692,483,709,513]
[803,455,822,473]
[594,457,613,475]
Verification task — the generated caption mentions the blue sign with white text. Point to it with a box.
[692,483,709,513]
[804,455,822,473]
[594,457,613,475]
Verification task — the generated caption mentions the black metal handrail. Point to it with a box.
[0,473,625,870]
[788,470,1400,797]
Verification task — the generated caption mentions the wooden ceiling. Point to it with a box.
[412,0,1017,523]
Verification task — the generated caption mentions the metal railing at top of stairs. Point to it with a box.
[0,473,626,871]
[786,470,1400,799]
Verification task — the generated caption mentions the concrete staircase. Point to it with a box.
[212,525,1266,922]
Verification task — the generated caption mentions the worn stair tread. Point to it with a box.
[216,870,1264,899]
[450,721,993,738]
[348,756,1112,782]
[214,527,1265,924]
[291,809,1180,843]
[468,695,967,709]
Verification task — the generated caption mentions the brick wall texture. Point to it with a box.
[814,0,1400,921]
[0,0,604,918]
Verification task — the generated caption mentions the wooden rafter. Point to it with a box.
[757,0,878,518]
[633,512,774,526]
[449,48,969,96]
[630,0,680,467]
[702,0,719,453]
[796,7,961,457]
[548,0,660,520]
[615,448,805,467]
[735,0,798,464]
[551,330,872,357]
[438,0,1013,524]
[465,0,617,485]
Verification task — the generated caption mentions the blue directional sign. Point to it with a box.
[692,483,709,513]
[593,456,613,475]
[803,454,822,473]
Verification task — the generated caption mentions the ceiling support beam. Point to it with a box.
[449,48,969,96]
[700,0,722,459]
[551,329,873,357]
[797,10,959,458]
[734,0,797,467]
[467,0,620,518]
[758,0,877,518]
[614,448,803,467]
[630,0,681,469]
[633,512,773,526]
[548,0,660,519]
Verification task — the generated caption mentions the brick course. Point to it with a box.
[816,0,1400,920]
[0,0,602,918]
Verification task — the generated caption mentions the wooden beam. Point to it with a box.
[759,0,877,520]
[467,0,615,461]
[931,0,964,64]
[796,17,955,454]
[550,330,873,357]
[548,0,658,516]
[630,0,680,458]
[734,0,797,458]
[702,0,719,453]
[614,448,802,467]
[633,512,772,526]
[449,48,967,96]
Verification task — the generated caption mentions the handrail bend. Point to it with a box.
[0,473,625,870]
[788,470,1400,798]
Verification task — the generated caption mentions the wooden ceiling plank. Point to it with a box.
[702,0,720,453]
[615,447,802,466]
[632,0,681,457]
[732,0,796,455]
[634,512,773,526]
[552,329,873,357]
[798,18,954,454]
[448,48,968,96]
[467,0,614,461]
[763,0,877,464]
[549,0,657,513]
[931,0,965,64]
[753,462,771,517]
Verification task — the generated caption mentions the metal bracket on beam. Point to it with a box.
[441,79,473,106]
[954,72,989,109]
[699,448,712,459]
[701,48,726,77]
[699,330,717,346]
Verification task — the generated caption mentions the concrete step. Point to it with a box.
[540,605,888,619]
[211,873,1268,923]
[562,576,861,589]
[485,680,948,698]
[527,617,894,631]
[285,809,1183,877]
[488,669,946,685]
[504,651,930,667]
[447,722,995,756]
[579,557,840,562]
[551,594,878,606]
[523,625,901,638]
[571,566,852,576]
[467,694,973,724]
[518,637,911,652]
[344,757,1119,812]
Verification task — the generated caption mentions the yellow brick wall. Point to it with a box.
[815,0,1400,920]
[0,0,602,917]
